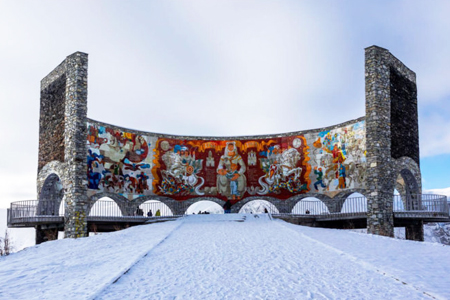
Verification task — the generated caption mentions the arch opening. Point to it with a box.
[38,173,64,216]
[185,201,224,215]
[89,197,123,217]
[239,200,279,214]
[393,188,405,211]
[139,200,174,217]
[341,192,367,213]
[292,197,329,215]
[396,169,420,210]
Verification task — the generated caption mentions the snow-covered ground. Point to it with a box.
[1,214,450,300]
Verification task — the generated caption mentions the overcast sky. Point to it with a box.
[0,0,449,208]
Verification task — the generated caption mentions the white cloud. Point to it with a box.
[425,187,450,200]
[1,0,450,207]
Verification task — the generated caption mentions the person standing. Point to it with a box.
[223,200,232,214]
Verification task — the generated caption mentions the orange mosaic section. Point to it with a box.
[152,136,310,201]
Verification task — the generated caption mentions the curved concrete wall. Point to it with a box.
[86,117,367,204]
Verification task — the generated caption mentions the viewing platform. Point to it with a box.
[8,195,449,233]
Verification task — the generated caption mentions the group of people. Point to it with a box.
[135,207,161,217]
[193,211,211,214]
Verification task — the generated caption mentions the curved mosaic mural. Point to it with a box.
[86,120,366,201]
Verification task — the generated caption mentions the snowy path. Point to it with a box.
[96,215,431,300]
[1,215,448,300]
[0,220,182,300]
[281,221,450,299]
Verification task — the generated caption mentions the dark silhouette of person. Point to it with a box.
[136,207,144,216]
[223,200,232,214]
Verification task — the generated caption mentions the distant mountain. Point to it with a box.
[422,187,450,245]
[424,223,450,245]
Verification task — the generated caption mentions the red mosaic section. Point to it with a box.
[152,136,311,202]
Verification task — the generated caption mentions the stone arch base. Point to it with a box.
[393,157,423,241]
[36,161,67,244]
[405,220,424,242]
[38,160,90,240]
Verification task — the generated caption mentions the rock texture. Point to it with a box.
[365,46,422,240]
[37,52,89,240]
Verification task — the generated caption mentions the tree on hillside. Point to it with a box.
[0,229,13,256]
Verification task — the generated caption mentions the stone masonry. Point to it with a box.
[37,52,89,240]
[365,46,422,239]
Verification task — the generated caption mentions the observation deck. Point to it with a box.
[8,195,449,233]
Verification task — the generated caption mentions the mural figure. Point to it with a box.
[313,166,326,191]
[338,164,346,189]
[86,123,154,198]
[160,144,205,195]
[310,121,366,192]
[248,150,257,166]
[87,150,105,190]
[87,121,365,201]
[226,163,240,200]
[256,143,306,195]
[217,142,247,199]
[206,151,215,167]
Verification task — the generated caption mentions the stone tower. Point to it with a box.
[37,52,89,241]
[365,46,422,240]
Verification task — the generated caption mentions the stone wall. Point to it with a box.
[38,72,66,172]
[365,45,421,238]
[390,67,419,166]
[38,52,89,239]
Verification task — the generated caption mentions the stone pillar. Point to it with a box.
[39,52,89,239]
[405,220,424,241]
[365,46,420,238]
[63,52,89,238]
[365,46,419,237]
[365,46,395,237]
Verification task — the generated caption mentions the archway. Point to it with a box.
[139,200,174,217]
[393,188,405,211]
[292,197,329,215]
[341,193,367,213]
[238,200,279,214]
[38,173,64,216]
[186,201,224,215]
[89,197,123,217]
[396,169,420,210]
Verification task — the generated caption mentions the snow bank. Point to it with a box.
[2,214,449,299]
[284,222,450,299]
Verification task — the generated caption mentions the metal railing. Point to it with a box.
[88,200,181,219]
[7,194,449,226]
[8,200,64,226]
[7,199,188,226]
[393,194,449,218]
[274,194,449,220]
